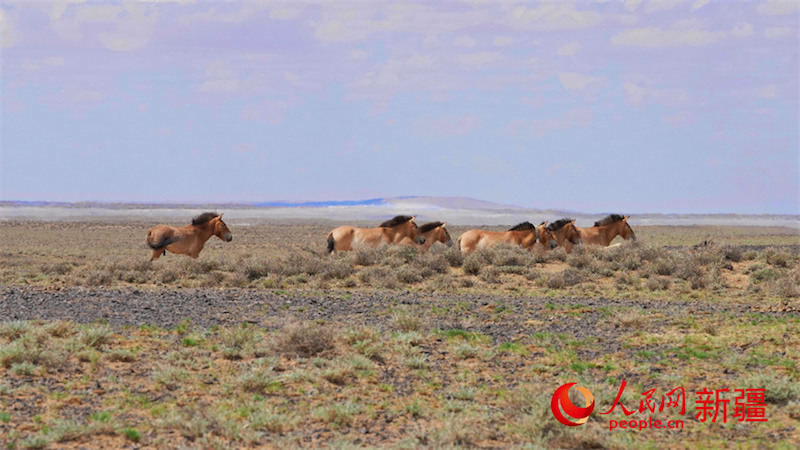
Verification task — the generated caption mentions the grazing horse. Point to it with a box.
[146,212,232,261]
[458,222,540,255]
[577,214,636,246]
[546,218,583,253]
[326,215,425,253]
[400,221,453,251]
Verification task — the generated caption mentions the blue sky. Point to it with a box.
[1,1,797,214]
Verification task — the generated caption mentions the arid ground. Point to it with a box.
[1,219,799,448]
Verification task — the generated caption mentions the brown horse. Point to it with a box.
[400,221,453,251]
[546,218,583,253]
[577,214,635,246]
[326,215,425,253]
[458,222,540,255]
[146,212,232,261]
[535,221,558,251]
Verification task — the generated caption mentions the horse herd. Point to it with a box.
[145,212,635,261]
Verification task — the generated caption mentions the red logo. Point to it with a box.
[551,383,595,426]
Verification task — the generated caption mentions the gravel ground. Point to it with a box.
[1,286,785,346]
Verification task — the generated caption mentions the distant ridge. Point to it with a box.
[1,197,798,228]
[252,198,386,208]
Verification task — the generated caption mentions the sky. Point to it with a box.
[1,1,798,214]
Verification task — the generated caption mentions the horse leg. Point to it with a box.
[150,249,163,261]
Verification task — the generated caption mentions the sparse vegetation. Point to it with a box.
[2,222,798,301]
[0,220,798,447]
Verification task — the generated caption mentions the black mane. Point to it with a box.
[594,214,626,227]
[378,215,414,228]
[508,221,535,231]
[419,221,444,233]
[546,218,574,232]
[191,212,219,226]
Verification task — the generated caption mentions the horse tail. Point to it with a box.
[147,231,180,251]
[456,237,463,253]
[326,233,335,254]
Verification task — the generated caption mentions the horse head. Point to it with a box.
[547,218,582,247]
[409,217,426,245]
[213,214,233,242]
[563,220,582,246]
[420,222,452,247]
[619,216,635,241]
[538,221,558,250]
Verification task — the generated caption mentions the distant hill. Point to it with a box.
[1,197,798,228]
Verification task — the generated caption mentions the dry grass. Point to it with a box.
[1,312,798,448]
[1,221,798,301]
[1,220,799,446]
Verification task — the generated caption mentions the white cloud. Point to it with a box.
[270,5,304,20]
[197,79,240,93]
[759,85,779,99]
[180,3,263,24]
[691,0,710,11]
[205,61,235,79]
[241,100,293,125]
[42,85,105,111]
[662,111,695,126]
[1,9,18,48]
[414,114,481,137]
[509,3,631,30]
[557,42,581,56]
[756,0,800,15]
[48,3,161,51]
[19,56,65,72]
[493,36,514,46]
[764,27,793,38]
[642,0,683,14]
[232,142,256,155]
[624,0,642,12]
[505,108,593,139]
[197,61,240,92]
[623,82,692,108]
[313,4,489,44]
[48,0,88,21]
[558,72,604,91]
[454,36,477,47]
[731,23,754,38]
[350,49,370,60]
[612,25,725,48]
[456,52,502,69]
[284,72,299,85]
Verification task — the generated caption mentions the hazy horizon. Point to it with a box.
[2,196,799,227]
[2,1,798,215]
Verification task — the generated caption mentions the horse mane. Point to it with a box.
[594,214,626,227]
[419,221,444,233]
[546,218,574,232]
[378,215,414,228]
[508,221,535,231]
[191,212,219,226]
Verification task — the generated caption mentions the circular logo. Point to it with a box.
[551,383,595,426]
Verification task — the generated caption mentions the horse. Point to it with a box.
[326,215,425,253]
[536,221,558,251]
[577,214,635,246]
[546,218,583,253]
[400,221,453,251]
[146,212,232,261]
[457,222,541,255]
